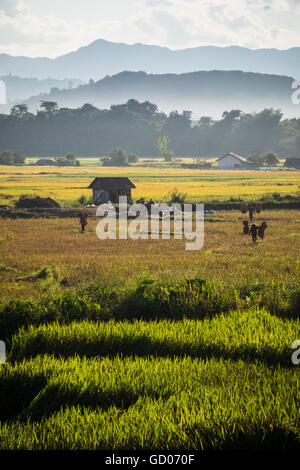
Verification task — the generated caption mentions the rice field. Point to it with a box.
[0,162,299,206]
[1,356,299,450]
[8,311,299,364]
[0,164,300,450]
[1,310,299,449]
[1,209,300,303]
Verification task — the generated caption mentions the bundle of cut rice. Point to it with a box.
[241,203,248,214]
[256,203,262,213]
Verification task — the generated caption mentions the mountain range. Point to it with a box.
[21,70,299,119]
[0,75,84,105]
[0,39,300,81]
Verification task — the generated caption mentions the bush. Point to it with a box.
[106,148,129,166]
[77,195,93,207]
[0,300,40,342]
[128,153,138,163]
[0,150,25,165]
[264,152,279,166]
[65,153,75,162]
[248,152,279,167]
[55,154,79,167]
[68,195,93,207]
[168,187,187,204]
[120,279,238,320]
[1,278,299,344]
[100,149,139,166]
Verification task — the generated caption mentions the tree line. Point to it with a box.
[0,99,300,158]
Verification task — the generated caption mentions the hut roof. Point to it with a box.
[216,152,247,163]
[34,158,56,165]
[88,177,136,190]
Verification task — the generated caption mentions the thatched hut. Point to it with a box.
[88,177,135,204]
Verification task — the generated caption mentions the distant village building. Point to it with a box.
[88,177,136,204]
[216,152,248,169]
[56,159,75,166]
[34,158,56,166]
[285,157,300,169]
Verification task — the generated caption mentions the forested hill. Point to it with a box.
[21,70,299,119]
[0,39,299,81]
[1,100,300,157]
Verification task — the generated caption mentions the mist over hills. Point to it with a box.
[0,39,299,82]
[21,70,299,119]
[0,75,84,111]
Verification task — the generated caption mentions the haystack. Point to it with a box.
[15,196,60,209]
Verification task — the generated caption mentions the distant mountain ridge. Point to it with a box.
[0,75,84,109]
[0,39,299,81]
[22,70,299,119]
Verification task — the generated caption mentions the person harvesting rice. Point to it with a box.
[78,210,88,232]
[249,223,258,242]
[258,221,267,239]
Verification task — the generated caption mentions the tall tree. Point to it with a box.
[10,104,28,118]
[40,101,58,115]
[155,136,174,161]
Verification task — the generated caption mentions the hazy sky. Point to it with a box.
[0,0,299,57]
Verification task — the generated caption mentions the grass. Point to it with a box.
[0,354,299,449]
[1,276,300,344]
[1,165,300,450]
[8,310,299,365]
[0,283,299,449]
[1,209,300,304]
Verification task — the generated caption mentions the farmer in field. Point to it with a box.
[242,220,249,235]
[249,223,258,242]
[78,210,88,232]
[248,204,255,223]
[258,221,267,239]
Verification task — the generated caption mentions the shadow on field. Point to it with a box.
[0,375,170,422]
[0,372,47,421]
[1,375,300,450]
[21,384,146,422]
[9,335,293,369]
[185,423,300,450]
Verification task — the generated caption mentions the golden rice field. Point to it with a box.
[1,163,300,451]
[0,161,299,206]
[1,209,300,303]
